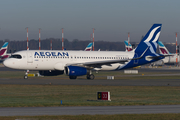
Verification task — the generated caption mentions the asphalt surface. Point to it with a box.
[1,65,180,116]
[1,77,180,86]
[1,66,180,86]
[1,105,180,116]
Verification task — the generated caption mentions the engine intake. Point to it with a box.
[65,66,87,76]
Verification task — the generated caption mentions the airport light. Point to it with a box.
[92,28,95,51]
[50,40,52,50]
[25,27,29,50]
[62,28,64,50]
[176,33,178,66]
[39,28,41,50]
[128,32,130,51]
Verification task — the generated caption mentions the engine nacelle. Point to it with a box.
[39,70,64,76]
[65,66,87,76]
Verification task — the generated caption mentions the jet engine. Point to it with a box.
[65,66,87,76]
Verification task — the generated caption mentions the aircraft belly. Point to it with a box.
[33,61,54,70]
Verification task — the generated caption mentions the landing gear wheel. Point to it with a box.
[87,74,95,80]
[24,75,28,79]
[69,76,77,79]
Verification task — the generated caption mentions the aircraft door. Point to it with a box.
[134,53,138,64]
[27,52,33,63]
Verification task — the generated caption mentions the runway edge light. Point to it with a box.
[97,91,111,101]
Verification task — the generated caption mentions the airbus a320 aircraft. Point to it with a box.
[3,24,165,79]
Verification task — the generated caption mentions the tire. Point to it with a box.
[24,75,28,79]
[69,76,77,79]
[87,74,94,80]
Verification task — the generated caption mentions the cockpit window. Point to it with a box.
[10,54,22,59]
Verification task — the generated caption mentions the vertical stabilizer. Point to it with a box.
[135,24,162,56]
[158,41,170,54]
[120,24,162,70]
[0,42,8,56]
[124,40,133,52]
[85,43,93,51]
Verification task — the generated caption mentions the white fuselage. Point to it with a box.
[3,50,134,71]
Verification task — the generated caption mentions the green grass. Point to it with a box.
[1,69,180,118]
[1,85,180,107]
[1,114,180,120]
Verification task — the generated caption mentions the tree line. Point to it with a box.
[0,38,177,53]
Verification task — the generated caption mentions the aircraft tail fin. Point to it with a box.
[158,41,170,55]
[124,40,133,52]
[84,42,92,51]
[135,24,162,56]
[0,42,8,56]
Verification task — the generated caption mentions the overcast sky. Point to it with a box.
[0,0,180,43]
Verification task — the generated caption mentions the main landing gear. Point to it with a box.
[86,74,95,79]
[69,70,95,80]
[86,70,95,80]
[69,74,95,80]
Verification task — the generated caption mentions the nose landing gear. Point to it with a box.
[24,70,29,79]
[86,70,95,80]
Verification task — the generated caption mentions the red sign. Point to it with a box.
[97,92,110,101]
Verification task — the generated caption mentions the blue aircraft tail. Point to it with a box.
[120,24,163,70]
[135,24,162,56]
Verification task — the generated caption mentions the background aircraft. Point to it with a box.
[124,40,133,52]
[84,43,92,51]
[158,41,177,65]
[0,42,10,63]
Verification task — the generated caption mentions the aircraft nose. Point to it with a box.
[3,59,12,68]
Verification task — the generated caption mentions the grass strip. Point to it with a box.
[0,85,180,107]
[1,113,180,120]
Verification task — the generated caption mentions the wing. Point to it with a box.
[66,47,150,69]
[66,59,129,68]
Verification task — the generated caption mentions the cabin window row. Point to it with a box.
[34,56,128,59]
[73,56,128,59]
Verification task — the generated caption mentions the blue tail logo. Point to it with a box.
[119,24,162,70]
[135,24,161,56]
